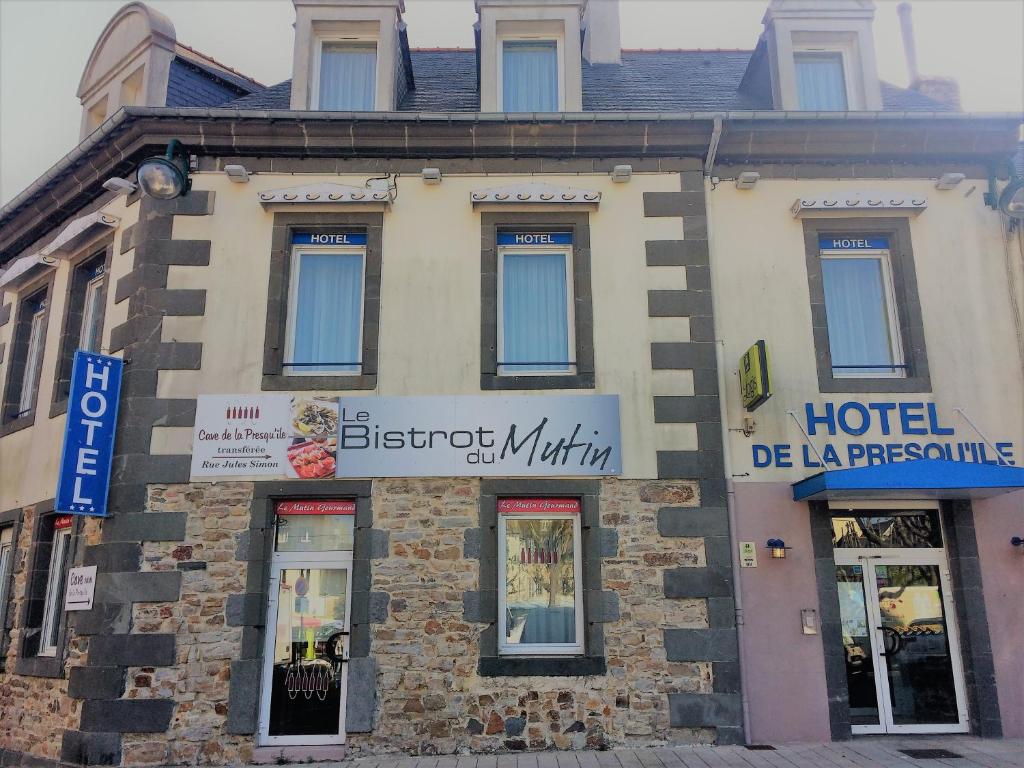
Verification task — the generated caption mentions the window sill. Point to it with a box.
[819,376,931,394]
[49,398,69,419]
[481,373,595,391]
[14,652,64,679]
[478,656,605,677]
[0,413,36,438]
[262,374,377,392]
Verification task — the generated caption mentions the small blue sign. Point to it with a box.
[292,232,367,246]
[819,235,889,251]
[497,232,573,247]
[56,351,123,517]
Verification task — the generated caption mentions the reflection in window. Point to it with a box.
[39,516,73,657]
[836,565,880,726]
[500,515,581,653]
[832,512,941,549]
[275,514,354,553]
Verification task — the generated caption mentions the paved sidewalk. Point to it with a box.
[335,739,1024,768]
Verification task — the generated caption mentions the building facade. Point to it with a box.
[0,1,1021,765]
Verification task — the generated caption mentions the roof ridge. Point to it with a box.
[175,42,265,88]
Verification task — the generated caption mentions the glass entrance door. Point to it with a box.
[835,551,969,734]
[258,504,355,746]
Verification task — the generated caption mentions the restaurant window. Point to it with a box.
[285,233,365,376]
[2,285,50,428]
[480,215,595,391]
[501,40,559,111]
[498,232,574,376]
[315,41,377,111]
[820,236,904,378]
[53,252,109,408]
[498,498,584,656]
[795,51,848,111]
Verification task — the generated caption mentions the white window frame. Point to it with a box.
[497,511,584,656]
[0,526,13,621]
[820,246,905,379]
[284,244,366,377]
[496,244,575,377]
[79,268,106,353]
[793,43,858,111]
[310,35,379,111]
[497,35,565,112]
[17,297,48,417]
[38,524,71,658]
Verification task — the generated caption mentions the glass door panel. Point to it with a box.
[874,564,960,727]
[836,565,881,727]
[265,566,349,743]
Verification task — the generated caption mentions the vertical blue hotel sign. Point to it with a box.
[56,351,123,516]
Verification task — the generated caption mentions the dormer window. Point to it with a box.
[315,39,378,110]
[501,40,559,111]
[794,51,848,110]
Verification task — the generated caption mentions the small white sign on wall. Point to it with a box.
[739,541,758,568]
[64,566,97,611]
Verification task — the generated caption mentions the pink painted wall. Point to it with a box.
[733,482,832,743]
[973,492,1024,738]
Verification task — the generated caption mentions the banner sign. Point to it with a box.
[752,401,1016,470]
[819,236,890,251]
[276,500,356,515]
[497,232,573,247]
[497,498,581,514]
[292,232,367,246]
[64,566,97,612]
[56,351,123,517]
[191,394,621,479]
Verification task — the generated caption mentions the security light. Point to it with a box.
[137,139,191,200]
[102,177,136,196]
[610,165,632,183]
[997,178,1024,220]
[224,164,250,183]
[736,171,760,190]
[422,168,442,185]
[935,172,965,190]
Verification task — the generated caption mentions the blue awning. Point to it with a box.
[792,458,1024,502]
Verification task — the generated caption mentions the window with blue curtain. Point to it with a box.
[289,252,363,373]
[821,256,900,376]
[318,42,376,110]
[502,40,558,111]
[501,252,570,373]
[795,52,848,110]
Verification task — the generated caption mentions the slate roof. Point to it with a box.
[222,48,954,113]
[166,44,263,108]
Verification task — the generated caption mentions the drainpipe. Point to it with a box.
[705,176,753,744]
[704,115,723,176]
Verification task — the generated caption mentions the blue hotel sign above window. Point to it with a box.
[819,236,890,251]
[497,232,573,247]
[56,351,123,517]
[292,232,367,246]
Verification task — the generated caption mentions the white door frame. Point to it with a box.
[835,548,970,735]
[258,550,353,746]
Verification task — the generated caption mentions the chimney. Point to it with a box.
[583,0,620,64]
[898,2,962,110]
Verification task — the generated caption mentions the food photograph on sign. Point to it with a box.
[287,397,339,479]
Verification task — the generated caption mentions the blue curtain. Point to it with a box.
[502,253,569,372]
[795,53,848,110]
[292,253,363,373]
[319,43,376,110]
[821,258,895,375]
[503,41,558,111]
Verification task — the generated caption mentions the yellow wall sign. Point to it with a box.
[740,340,771,411]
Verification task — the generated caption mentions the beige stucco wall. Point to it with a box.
[0,194,137,512]
[157,170,685,479]
[708,177,1024,484]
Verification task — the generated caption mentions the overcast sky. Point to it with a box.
[1,0,1022,205]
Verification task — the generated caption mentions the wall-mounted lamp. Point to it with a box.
[137,139,192,200]
[766,538,790,559]
[736,171,760,190]
[422,168,442,185]
[102,177,137,196]
[1012,536,1024,548]
[936,172,965,190]
[224,164,250,183]
[610,165,632,183]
